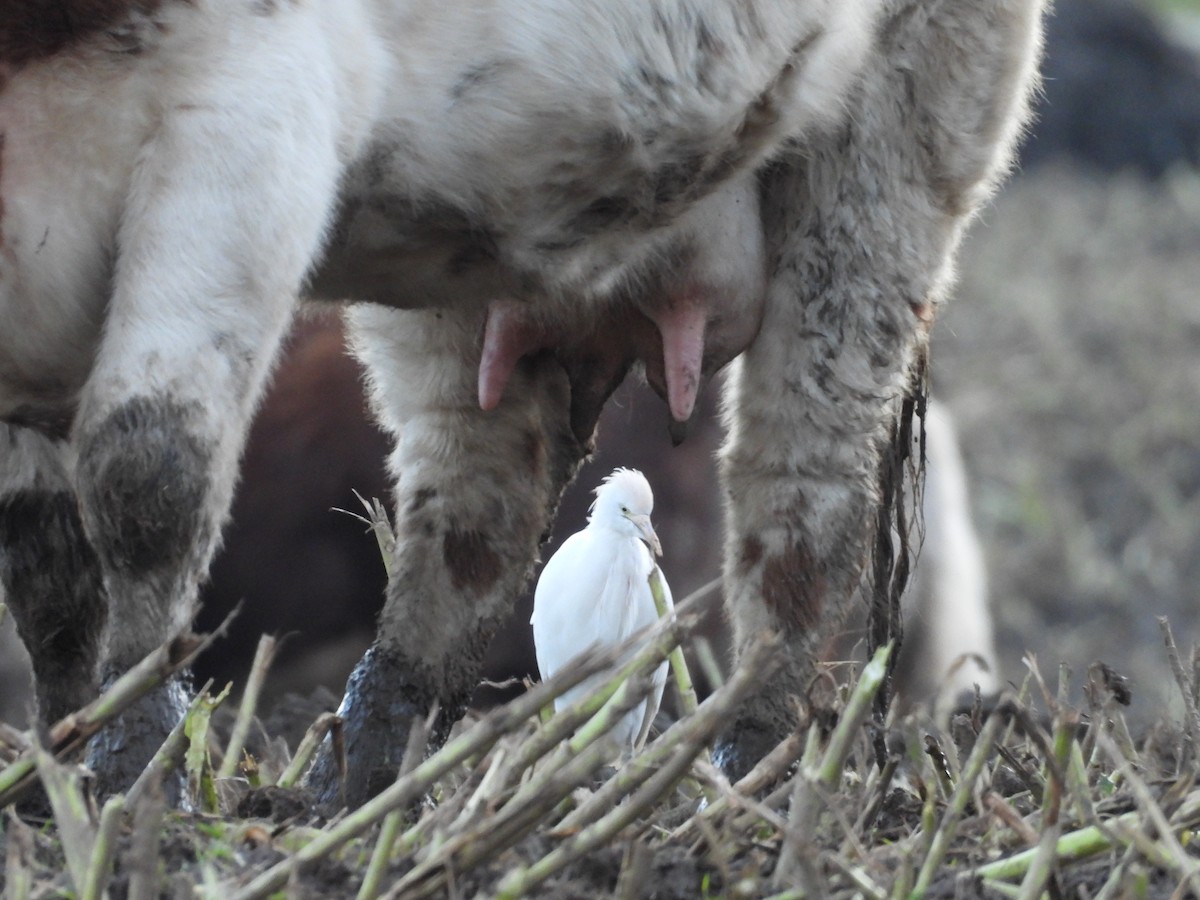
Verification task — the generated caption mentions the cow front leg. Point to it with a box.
[0,426,106,728]
[714,0,1044,778]
[307,304,586,809]
[69,35,348,796]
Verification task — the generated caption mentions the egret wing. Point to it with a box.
[532,530,607,682]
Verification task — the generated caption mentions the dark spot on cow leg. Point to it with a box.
[761,538,827,634]
[737,534,765,574]
[76,397,212,583]
[442,527,502,595]
[406,487,437,515]
[85,673,191,803]
[0,490,106,724]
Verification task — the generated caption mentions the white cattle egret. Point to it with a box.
[531,468,673,751]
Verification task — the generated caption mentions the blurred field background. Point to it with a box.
[934,0,1200,721]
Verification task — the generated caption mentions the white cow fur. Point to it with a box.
[0,0,1044,803]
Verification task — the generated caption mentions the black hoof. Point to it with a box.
[712,717,788,784]
[85,675,190,804]
[13,783,53,823]
[304,645,432,811]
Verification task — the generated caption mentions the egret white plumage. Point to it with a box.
[531,468,673,751]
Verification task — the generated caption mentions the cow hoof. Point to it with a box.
[85,675,190,804]
[304,644,430,811]
[712,716,788,784]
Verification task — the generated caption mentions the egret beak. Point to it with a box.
[629,513,662,557]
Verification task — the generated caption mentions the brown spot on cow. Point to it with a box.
[407,487,437,514]
[443,527,502,595]
[738,534,765,574]
[760,539,826,634]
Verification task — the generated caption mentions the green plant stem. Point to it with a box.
[975,810,1157,882]
[126,776,167,900]
[774,644,891,894]
[276,712,339,789]
[126,685,213,809]
[357,715,431,900]
[554,655,770,834]
[33,744,95,894]
[218,635,276,780]
[4,811,34,900]
[911,707,1005,896]
[82,795,125,900]
[494,634,781,899]
[979,825,1108,882]
[228,632,644,900]
[358,808,404,900]
[0,630,218,809]
[395,736,619,899]
[503,590,714,781]
[649,566,698,718]
[816,644,892,788]
[672,729,806,840]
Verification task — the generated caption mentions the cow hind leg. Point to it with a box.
[306,304,587,809]
[0,426,106,728]
[714,0,1044,778]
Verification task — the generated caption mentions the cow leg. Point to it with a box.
[68,37,347,797]
[714,0,1044,777]
[75,299,306,797]
[308,304,586,808]
[895,400,998,709]
[0,426,106,728]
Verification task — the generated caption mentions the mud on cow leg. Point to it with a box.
[712,0,1044,780]
[307,628,502,808]
[307,305,588,810]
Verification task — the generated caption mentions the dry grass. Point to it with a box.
[4,590,1200,897]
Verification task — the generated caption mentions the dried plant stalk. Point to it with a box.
[493,633,781,899]
[230,633,645,900]
[218,635,277,780]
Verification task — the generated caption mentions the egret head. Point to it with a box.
[589,468,662,556]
